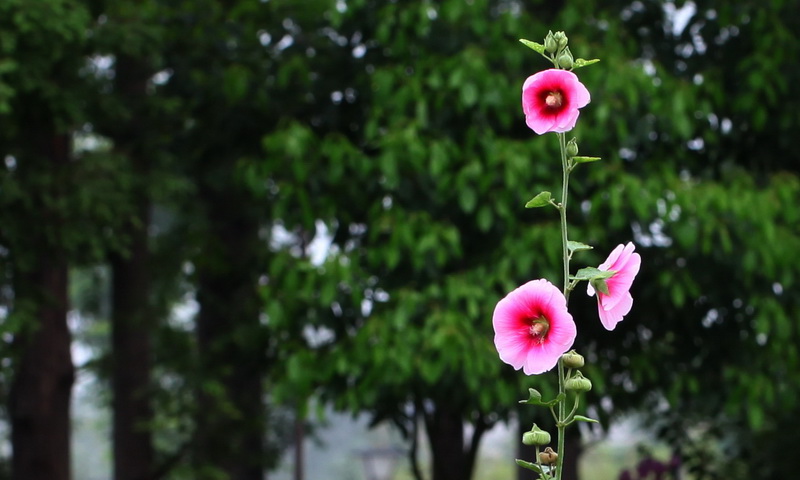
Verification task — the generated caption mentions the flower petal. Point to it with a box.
[493,279,576,375]
[553,107,581,133]
[526,113,557,135]
[521,69,591,135]
[588,243,641,328]
[598,291,633,331]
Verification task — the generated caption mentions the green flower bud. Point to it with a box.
[561,349,584,368]
[558,47,574,69]
[544,31,558,54]
[565,371,592,392]
[553,31,568,50]
[566,139,579,158]
[539,447,559,465]
[522,424,551,446]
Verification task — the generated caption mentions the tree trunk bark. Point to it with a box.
[9,134,75,480]
[424,407,486,480]
[110,228,153,480]
[561,425,581,480]
[194,184,264,480]
[293,413,304,480]
[110,51,154,480]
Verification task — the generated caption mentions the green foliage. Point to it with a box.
[3,0,800,479]
[265,0,800,478]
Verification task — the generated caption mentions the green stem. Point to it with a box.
[556,359,566,480]
[556,131,571,480]
[558,132,571,301]
[565,394,580,425]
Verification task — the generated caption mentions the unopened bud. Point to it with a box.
[566,139,579,158]
[561,349,584,368]
[565,371,592,392]
[539,447,559,465]
[558,47,574,69]
[553,31,568,50]
[522,424,551,446]
[544,31,558,54]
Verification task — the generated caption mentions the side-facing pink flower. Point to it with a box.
[522,69,591,135]
[587,242,641,331]
[493,279,577,375]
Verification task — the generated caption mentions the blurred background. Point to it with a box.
[1,0,799,479]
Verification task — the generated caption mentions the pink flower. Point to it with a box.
[522,69,591,134]
[493,279,577,375]
[587,242,641,331]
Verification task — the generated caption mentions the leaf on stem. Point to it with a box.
[515,459,543,473]
[525,191,552,208]
[573,58,600,68]
[519,388,566,407]
[567,241,593,253]
[573,156,602,163]
[519,39,546,54]
[572,415,599,424]
[570,267,615,281]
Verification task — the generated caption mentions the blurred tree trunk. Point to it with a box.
[425,407,486,480]
[562,426,581,480]
[194,179,265,480]
[294,413,305,480]
[9,132,74,480]
[110,52,154,480]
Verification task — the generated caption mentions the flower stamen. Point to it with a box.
[529,318,550,343]
[545,91,563,108]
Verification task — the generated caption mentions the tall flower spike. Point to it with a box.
[587,242,641,330]
[493,279,577,375]
[522,69,590,135]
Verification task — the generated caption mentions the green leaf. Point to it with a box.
[519,39,545,54]
[477,205,493,232]
[515,459,543,473]
[522,388,542,402]
[571,267,615,281]
[573,156,602,163]
[572,415,600,424]
[573,58,600,68]
[525,191,552,208]
[461,82,478,106]
[459,187,477,213]
[567,241,593,253]
[519,388,566,407]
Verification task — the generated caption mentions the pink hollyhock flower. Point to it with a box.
[522,69,591,135]
[493,279,577,375]
[587,242,641,331]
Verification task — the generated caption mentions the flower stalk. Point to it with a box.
[558,132,571,300]
[556,357,567,479]
[497,30,640,480]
